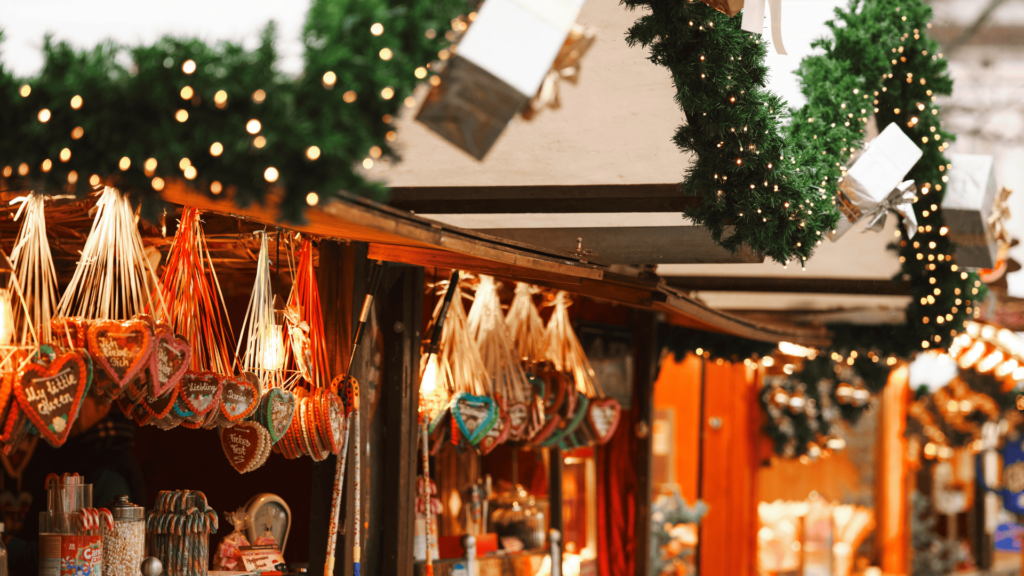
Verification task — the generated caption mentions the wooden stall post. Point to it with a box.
[633,311,659,576]
[376,266,425,576]
[310,241,364,576]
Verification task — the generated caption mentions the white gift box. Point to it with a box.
[942,154,999,269]
[416,0,586,160]
[831,123,923,241]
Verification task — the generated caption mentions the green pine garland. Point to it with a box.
[0,0,468,220]
[626,0,986,348]
[623,0,841,265]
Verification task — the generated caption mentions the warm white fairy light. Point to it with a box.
[70,95,83,109]
[306,192,319,206]
[119,157,131,171]
[180,86,194,99]
[210,142,224,156]
[264,167,279,182]
[214,90,228,108]
[72,126,84,139]
[362,158,374,169]
[343,90,357,103]
[38,109,51,123]
[175,109,189,122]
[210,181,223,195]
[322,71,337,88]
[152,177,165,191]
[144,158,157,175]
[182,59,197,74]
[253,136,266,148]
[381,86,395,100]
[379,48,393,61]
[306,146,321,160]
[246,119,262,134]
[368,146,382,159]
[252,89,266,104]
[19,85,30,97]
[414,67,427,79]
[371,22,384,36]
[59,148,71,162]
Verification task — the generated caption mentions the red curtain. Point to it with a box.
[597,406,639,576]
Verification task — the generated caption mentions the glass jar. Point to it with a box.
[103,495,146,576]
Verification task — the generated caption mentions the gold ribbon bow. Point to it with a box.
[522,25,597,121]
[989,186,1013,248]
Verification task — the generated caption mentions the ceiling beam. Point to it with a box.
[665,276,911,295]
[388,184,701,214]
[474,226,763,264]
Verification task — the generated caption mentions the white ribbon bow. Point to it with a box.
[741,0,787,55]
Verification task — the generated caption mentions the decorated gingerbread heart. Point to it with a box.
[14,350,92,447]
[450,393,497,448]
[220,421,272,474]
[87,319,154,389]
[51,317,89,349]
[142,382,180,420]
[260,387,295,444]
[505,401,531,441]
[179,372,223,416]
[219,375,259,424]
[586,397,622,445]
[542,391,589,448]
[478,406,510,456]
[147,331,191,399]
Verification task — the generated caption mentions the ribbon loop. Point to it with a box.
[862,180,918,238]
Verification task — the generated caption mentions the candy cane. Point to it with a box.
[324,409,352,575]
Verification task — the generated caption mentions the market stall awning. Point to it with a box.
[160,183,830,347]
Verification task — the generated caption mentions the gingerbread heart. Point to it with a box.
[148,331,191,399]
[219,375,259,423]
[450,393,497,448]
[142,382,180,420]
[478,407,510,456]
[542,391,589,448]
[15,350,92,447]
[261,387,295,443]
[87,319,154,389]
[220,421,272,473]
[505,401,530,441]
[179,372,223,415]
[51,317,88,349]
[586,397,622,445]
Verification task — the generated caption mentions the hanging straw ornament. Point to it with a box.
[55,187,168,324]
[158,207,235,376]
[543,291,599,398]
[429,276,489,398]
[9,193,64,347]
[283,236,330,389]
[505,283,547,366]
[235,231,286,390]
[467,276,530,405]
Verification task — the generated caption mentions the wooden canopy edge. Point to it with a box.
[665,276,912,295]
[656,288,833,347]
[388,184,703,214]
[158,182,603,282]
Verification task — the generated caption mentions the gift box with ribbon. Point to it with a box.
[416,0,587,160]
[941,154,1011,270]
[831,122,923,241]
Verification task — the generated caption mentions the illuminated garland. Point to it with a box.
[0,0,469,220]
[623,0,841,265]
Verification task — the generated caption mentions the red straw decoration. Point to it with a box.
[284,237,330,389]
[156,207,235,374]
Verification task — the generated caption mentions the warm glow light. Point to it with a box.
[180,86,194,99]
[253,136,267,148]
[38,109,51,123]
[18,163,29,176]
[421,353,439,394]
[415,67,428,79]
[152,177,165,191]
[959,341,987,369]
[306,146,321,160]
[214,90,229,108]
[72,126,84,139]
[59,148,71,162]
[211,181,223,195]
[184,166,197,180]
[246,119,262,134]
[322,71,337,87]
[175,109,189,122]
[369,146,382,159]
[89,174,100,186]
[252,89,267,103]
[381,86,395,100]
[210,142,224,156]
[306,192,319,206]
[67,171,78,184]
[0,290,15,346]
[362,158,374,169]
[19,85,30,97]
[343,91,357,103]
[379,48,393,61]
[2,166,11,178]
[370,22,384,36]
[179,158,191,170]
[144,158,157,174]
[264,167,279,182]
[978,350,1004,373]
[262,327,286,371]
[778,341,816,358]
[386,130,397,142]
[119,157,131,171]
[761,356,775,367]
[41,159,52,172]
[182,60,197,74]
[70,95,83,109]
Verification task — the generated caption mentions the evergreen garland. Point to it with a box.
[623,0,840,265]
[0,0,468,220]
[625,0,987,345]
[658,323,775,364]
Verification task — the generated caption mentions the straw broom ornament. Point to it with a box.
[235,230,285,389]
[9,192,64,348]
[283,236,331,389]
[543,291,599,398]
[467,275,530,405]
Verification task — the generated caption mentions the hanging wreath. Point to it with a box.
[0,0,469,219]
